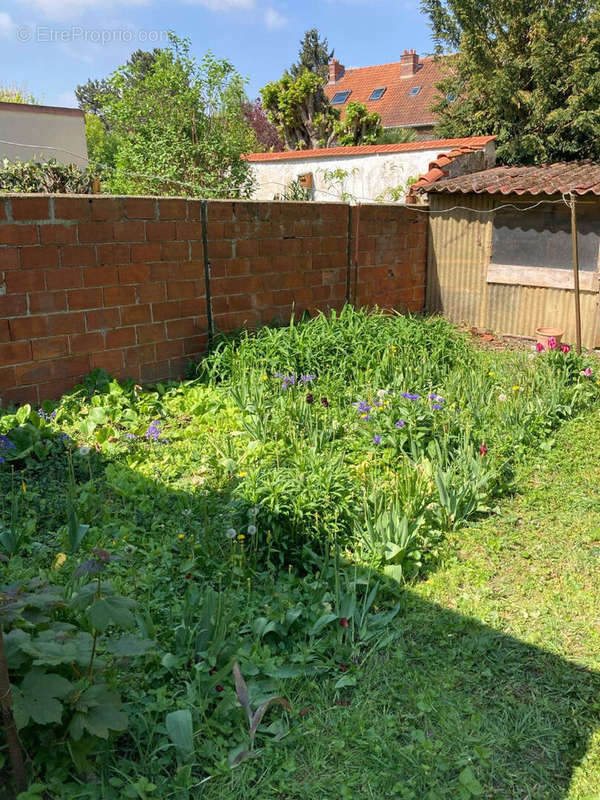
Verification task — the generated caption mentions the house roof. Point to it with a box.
[415,161,600,196]
[244,135,495,163]
[323,55,449,129]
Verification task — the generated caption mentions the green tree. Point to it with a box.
[422,0,600,164]
[290,28,334,80]
[95,35,255,197]
[334,102,382,146]
[261,70,339,150]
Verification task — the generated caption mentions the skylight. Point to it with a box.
[408,86,422,96]
[446,92,457,102]
[331,90,351,104]
[368,87,386,101]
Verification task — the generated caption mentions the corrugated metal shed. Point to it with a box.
[426,192,600,348]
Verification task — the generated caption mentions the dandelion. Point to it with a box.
[238,471,247,478]
[178,533,185,540]
[226,528,237,539]
[77,446,91,456]
[376,389,387,399]
[535,342,545,352]
[561,344,571,354]
[249,506,259,517]
[498,393,507,402]
[512,385,521,392]
[247,525,257,535]
[395,419,406,428]
[261,374,268,381]
[488,371,495,377]
[373,435,382,445]
[237,533,245,541]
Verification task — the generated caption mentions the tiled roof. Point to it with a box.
[415,161,600,196]
[323,56,449,129]
[245,136,495,163]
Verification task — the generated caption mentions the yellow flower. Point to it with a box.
[52,552,67,570]
[21,481,26,494]
[238,471,248,478]
[261,375,268,381]
[237,534,245,541]
[488,371,495,377]
[178,533,185,540]
[512,385,521,391]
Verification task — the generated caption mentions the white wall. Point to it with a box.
[249,142,495,203]
[0,103,88,168]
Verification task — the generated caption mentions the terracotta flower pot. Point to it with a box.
[535,326,564,348]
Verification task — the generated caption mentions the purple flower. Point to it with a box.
[125,433,137,440]
[0,436,16,450]
[362,414,371,421]
[373,435,382,445]
[432,404,443,411]
[395,420,406,428]
[320,397,329,408]
[145,421,162,441]
[428,394,445,403]
[306,393,314,405]
[37,408,57,422]
[354,401,371,413]
[276,373,296,390]
[401,392,420,401]
[0,455,4,464]
[300,375,316,383]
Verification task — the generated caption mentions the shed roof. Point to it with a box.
[244,135,495,163]
[415,161,600,196]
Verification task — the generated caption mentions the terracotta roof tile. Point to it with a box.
[323,55,450,129]
[245,136,495,163]
[415,161,600,196]
[407,141,496,199]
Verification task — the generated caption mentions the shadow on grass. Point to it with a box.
[1,443,599,799]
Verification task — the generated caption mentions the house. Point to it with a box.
[413,162,600,348]
[324,50,450,140]
[0,101,88,168]
[245,136,496,204]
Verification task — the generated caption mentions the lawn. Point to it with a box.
[0,307,599,799]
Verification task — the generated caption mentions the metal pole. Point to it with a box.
[570,193,583,354]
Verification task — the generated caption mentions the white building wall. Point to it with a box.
[249,142,495,203]
[0,103,88,168]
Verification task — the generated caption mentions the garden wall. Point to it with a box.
[0,194,427,405]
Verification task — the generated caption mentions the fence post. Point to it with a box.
[201,200,214,346]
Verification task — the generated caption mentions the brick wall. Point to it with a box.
[0,194,427,405]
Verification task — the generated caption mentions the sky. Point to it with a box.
[0,0,434,108]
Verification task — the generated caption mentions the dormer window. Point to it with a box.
[408,86,422,96]
[368,87,386,101]
[331,90,351,104]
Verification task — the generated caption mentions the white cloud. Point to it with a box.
[56,89,77,107]
[20,0,149,21]
[184,0,255,9]
[0,12,15,36]
[264,7,287,28]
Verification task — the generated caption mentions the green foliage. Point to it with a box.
[0,158,95,194]
[289,29,334,80]
[334,102,382,146]
[274,177,312,201]
[76,35,255,198]
[376,126,418,144]
[0,84,40,104]
[0,307,598,796]
[261,70,339,151]
[422,0,600,164]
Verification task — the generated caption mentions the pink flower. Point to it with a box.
[547,337,557,350]
[479,442,488,456]
[561,344,571,354]
[535,342,545,352]
[340,617,349,628]
[583,367,592,377]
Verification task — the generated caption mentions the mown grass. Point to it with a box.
[1,308,599,799]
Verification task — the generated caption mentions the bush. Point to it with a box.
[0,158,96,194]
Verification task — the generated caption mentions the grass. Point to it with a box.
[1,307,599,799]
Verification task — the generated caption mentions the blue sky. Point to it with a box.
[0,0,434,107]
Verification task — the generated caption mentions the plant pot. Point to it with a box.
[535,326,564,348]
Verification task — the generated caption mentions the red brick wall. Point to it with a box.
[0,195,426,405]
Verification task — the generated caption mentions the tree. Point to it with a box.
[242,98,284,151]
[261,70,339,150]
[290,28,334,80]
[83,35,255,198]
[0,84,39,104]
[422,0,600,164]
[334,102,382,146]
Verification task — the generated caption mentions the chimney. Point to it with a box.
[328,58,345,83]
[400,49,419,77]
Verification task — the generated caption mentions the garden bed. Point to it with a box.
[1,307,598,798]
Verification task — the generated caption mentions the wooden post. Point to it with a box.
[570,193,583,354]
